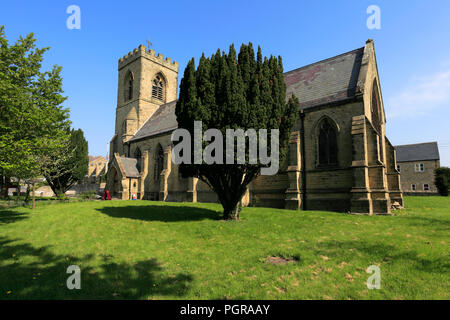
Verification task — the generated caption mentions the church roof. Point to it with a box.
[129,100,178,141]
[284,47,365,109]
[395,142,440,162]
[129,46,367,141]
[119,157,140,177]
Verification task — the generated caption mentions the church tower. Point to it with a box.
[113,44,179,155]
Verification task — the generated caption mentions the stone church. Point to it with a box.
[106,39,403,214]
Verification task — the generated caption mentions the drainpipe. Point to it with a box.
[300,110,307,210]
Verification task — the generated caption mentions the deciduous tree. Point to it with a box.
[43,128,89,196]
[0,26,70,199]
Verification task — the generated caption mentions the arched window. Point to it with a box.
[134,147,142,172]
[318,118,338,166]
[154,144,164,180]
[124,71,133,102]
[371,79,382,134]
[122,120,127,135]
[152,75,164,101]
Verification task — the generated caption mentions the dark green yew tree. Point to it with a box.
[44,128,89,196]
[175,43,299,220]
[434,167,450,196]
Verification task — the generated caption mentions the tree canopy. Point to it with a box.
[175,43,299,220]
[43,128,89,196]
[435,167,450,196]
[0,25,70,186]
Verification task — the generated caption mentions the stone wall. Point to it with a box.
[398,160,440,193]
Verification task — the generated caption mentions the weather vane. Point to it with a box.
[146,38,153,49]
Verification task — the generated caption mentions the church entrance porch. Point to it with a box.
[110,167,120,197]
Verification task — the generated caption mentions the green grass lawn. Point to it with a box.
[0,196,448,300]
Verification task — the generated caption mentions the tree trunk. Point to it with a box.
[201,168,256,221]
[47,178,63,197]
[1,175,9,199]
[222,200,242,220]
[214,178,250,221]
[32,182,36,210]
[16,179,21,203]
[24,184,30,202]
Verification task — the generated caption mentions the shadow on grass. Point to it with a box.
[0,210,29,225]
[0,236,193,299]
[312,240,450,274]
[96,205,221,222]
[399,215,450,231]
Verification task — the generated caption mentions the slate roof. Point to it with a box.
[395,142,440,162]
[119,157,140,177]
[129,46,366,140]
[129,100,178,141]
[284,47,364,109]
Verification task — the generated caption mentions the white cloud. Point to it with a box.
[386,69,450,119]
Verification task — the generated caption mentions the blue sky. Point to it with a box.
[1,0,450,165]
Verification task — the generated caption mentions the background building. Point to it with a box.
[86,156,107,184]
[395,142,440,194]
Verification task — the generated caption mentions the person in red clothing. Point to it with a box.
[103,189,111,200]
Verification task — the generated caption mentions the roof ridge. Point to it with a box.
[395,141,438,147]
[395,142,440,162]
[120,156,137,161]
[284,46,365,75]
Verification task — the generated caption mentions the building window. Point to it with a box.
[371,79,382,134]
[411,184,416,191]
[122,120,127,136]
[134,147,142,172]
[155,144,164,180]
[152,75,164,101]
[318,118,338,166]
[124,71,133,102]
[415,163,424,172]
[397,164,401,172]
[423,184,430,191]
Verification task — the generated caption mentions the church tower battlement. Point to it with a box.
[118,44,179,72]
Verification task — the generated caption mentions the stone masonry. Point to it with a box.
[106,40,403,215]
